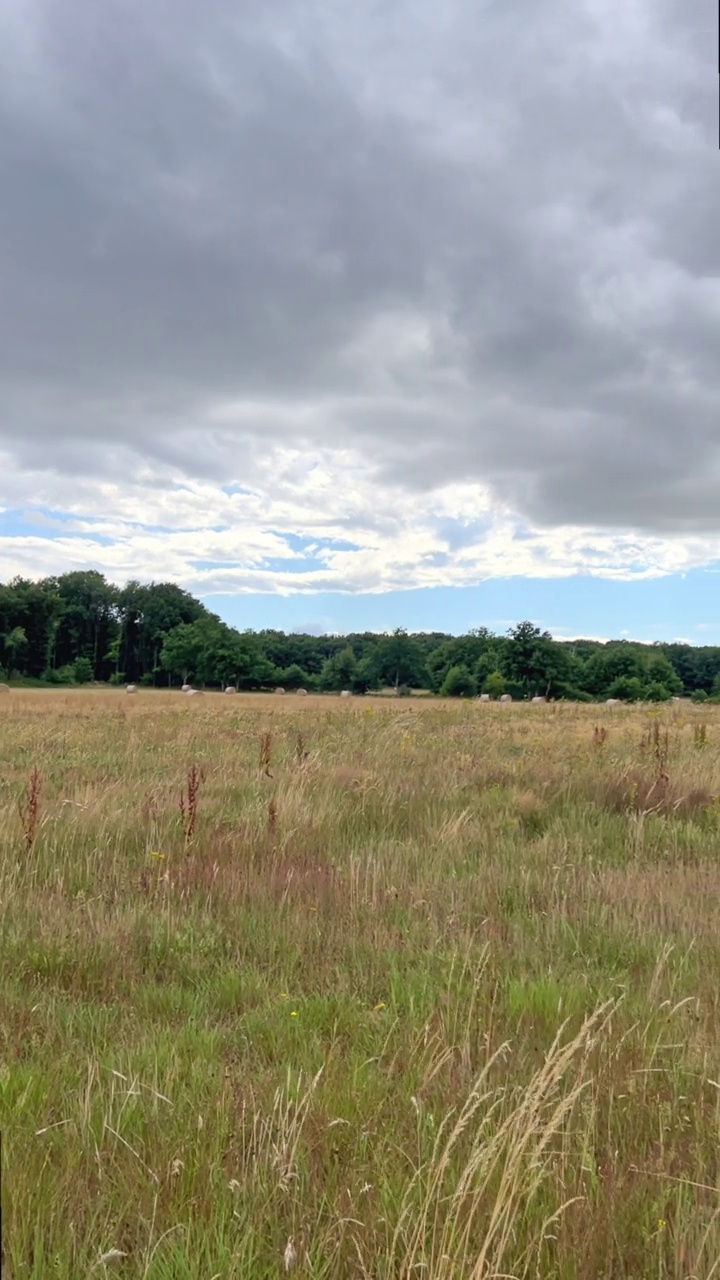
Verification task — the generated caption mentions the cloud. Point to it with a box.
[0,0,717,595]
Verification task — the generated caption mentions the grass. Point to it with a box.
[2,690,720,1277]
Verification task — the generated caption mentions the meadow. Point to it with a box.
[2,689,720,1279]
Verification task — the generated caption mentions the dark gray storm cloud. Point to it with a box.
[0,0,717,534]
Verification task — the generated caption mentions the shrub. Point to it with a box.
[607,675,645,702]
[46,664,76,686]
[441,665,478,698]
[483,670,506,698]
[72,657,94,684]
[645,682,671,703]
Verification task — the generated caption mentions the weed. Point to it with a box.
[260,730,274,778]
[19,765,41,853]
[179,763,202,847]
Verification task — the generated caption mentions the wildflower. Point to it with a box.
[290,1010,298,1018]
[150,850,166,860]
[374,1001,387,1010]
[279,992,289,1000]
[658,1218,666,1229]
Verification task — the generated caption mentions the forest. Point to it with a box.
[1,571,718,701]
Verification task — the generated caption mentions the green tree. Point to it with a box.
[49,571,119,679]
[376,629,426,694]
[4,625,28,677]
[644,652,683,696]
[607,675,644,701]
[503,621,569,698]
[319,645,357,691]
[351,654,381,694]
[583,644,644,697]
[277,663,311,690]
[119,582,207,683]
[440,664,477,698]
[483,670,506,698]
[426,642,455,693]
[645,681,671,702]
[159,623,206,685]
[72,656,94,684]
[0,578,63,677]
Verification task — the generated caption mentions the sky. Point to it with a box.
[0,0,718,642]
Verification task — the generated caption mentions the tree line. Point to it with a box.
[1,571,719,702]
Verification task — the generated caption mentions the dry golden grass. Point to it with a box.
[2,690,720,1277]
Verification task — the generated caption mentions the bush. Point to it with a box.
[645,682,671,703]
[72,657,94,684]
[607,675,645,702]
[441,665,478,698]
[692,689,708,703]
[46,664,76,686]
[278,663,310,691]
[483,670,506,698]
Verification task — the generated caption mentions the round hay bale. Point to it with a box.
[126,684,138,694]
[0,683,10,695]
[274,686,286,695]
[181,683,192,692]
[296,688,308,696]
[499,693,512,702]
[224,685,237,694]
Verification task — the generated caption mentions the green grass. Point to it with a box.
[2,690,720,1276]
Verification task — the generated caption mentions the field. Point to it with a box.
[3,690,720,1278]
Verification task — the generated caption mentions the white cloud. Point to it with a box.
[3,443,720,595]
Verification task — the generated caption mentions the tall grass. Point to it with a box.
[2,690,720,1276]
